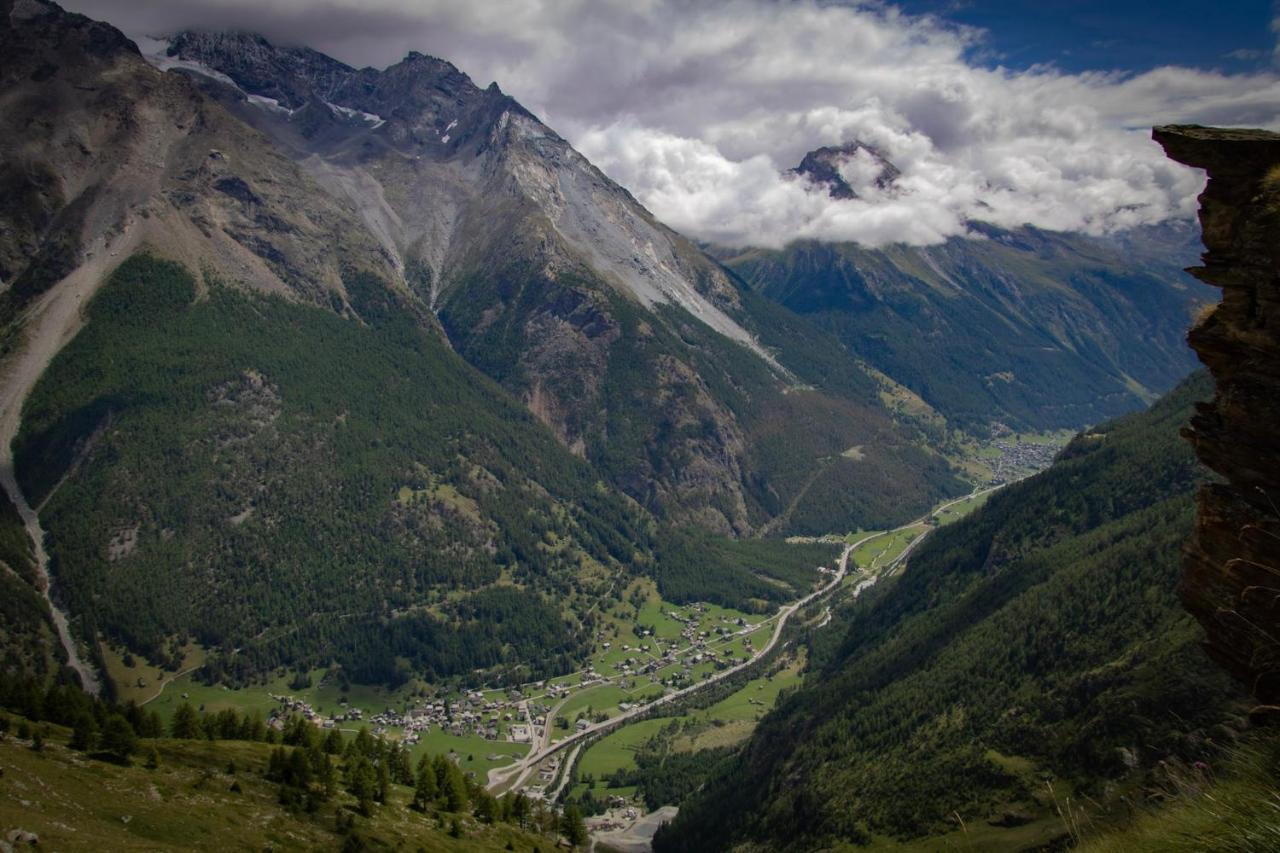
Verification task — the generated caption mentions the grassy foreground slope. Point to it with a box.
[0,712,556,851]
[1078,731,1280,853]
[657,372,1248,852]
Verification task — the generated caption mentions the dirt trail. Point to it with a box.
[0,229,137,695]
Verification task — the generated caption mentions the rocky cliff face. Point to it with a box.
[0,0,398,323]
[1155,125,1280,714]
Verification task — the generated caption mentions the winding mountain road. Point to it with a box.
[487,533,865,793]
[486,482,1005,796]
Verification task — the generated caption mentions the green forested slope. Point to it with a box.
[440,249,964,539]
[15,255,652,686]
[720,226,1209,432]
[5,254,884,689]
[657,372,1247,851]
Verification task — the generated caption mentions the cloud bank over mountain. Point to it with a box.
[69,0,1280,247]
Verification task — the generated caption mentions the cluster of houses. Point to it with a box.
[267,693,362,732]
[264,608,765,750]
[988,438,1059,482]
[593,611,759,690]
[268,689,545,746]
[395,692,549,745]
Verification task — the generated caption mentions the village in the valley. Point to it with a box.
[263,602,766,760]
[986,435,1066,483]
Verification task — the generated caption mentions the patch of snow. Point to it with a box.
[136,36,240,89]
[246,93,294,116]
[324,101,385,129]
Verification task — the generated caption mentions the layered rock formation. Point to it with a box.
[1155,125,1280,713]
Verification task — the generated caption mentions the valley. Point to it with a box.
[1,3,1274,852]
[655,372,1252,852]
[90,473,1019,841]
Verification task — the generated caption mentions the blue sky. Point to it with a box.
[896,0,1276,73]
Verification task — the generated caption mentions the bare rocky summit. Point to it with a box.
[790,141,901,199]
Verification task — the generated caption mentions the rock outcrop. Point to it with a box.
[1154,124,1280,714]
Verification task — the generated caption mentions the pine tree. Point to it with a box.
[142,710,165,739]
[511,791,531,828]
[312,748,336,798]
[267,746,287,782]
[353,726,374,758]
[388,740,412,784]
[69,713,97,751]
[441,760,469,812]
[100,715,138,763]
[170,702,201,739]
[412,754,438,811]
[348,756,377,817]
[323,728,343,755]
[561,804,588,848]
[284,715,313,747]
[375,755,390,804]
[475,789,497,824]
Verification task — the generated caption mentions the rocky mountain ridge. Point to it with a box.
[717,217,1209,431]
[152,26,969,534]
[159,29,769,353]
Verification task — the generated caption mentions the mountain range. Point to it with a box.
[0,0,1214,744]
[3,3,1276,853]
